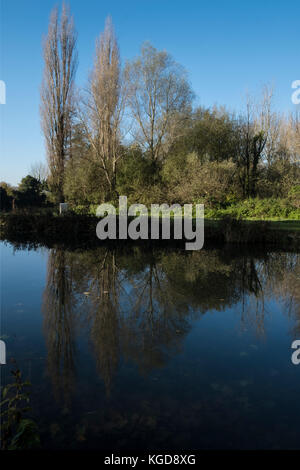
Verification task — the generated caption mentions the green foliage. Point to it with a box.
[288,185,300,209]
[117,148,158,197]
[1,361,40,450]
[0,186,13,211]
[8,419,40,450]
[205,198,300,220]
[170,107,238,164]
[64,158,108,206]
[16,175,46,208]
[162,153,239,205]
[12,100,299,218]
[71,204,100,216]
[1,176,50,211]
[256,161,300,198]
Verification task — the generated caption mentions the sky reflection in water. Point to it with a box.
[1,242,300,450]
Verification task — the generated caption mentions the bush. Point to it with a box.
[288,185,300,209]
[204,198,300,220]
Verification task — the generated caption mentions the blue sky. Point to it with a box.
[0,0,299,185]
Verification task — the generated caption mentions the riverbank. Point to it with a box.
[1,212,299,249]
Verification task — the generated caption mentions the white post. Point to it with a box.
[59,203,69,214]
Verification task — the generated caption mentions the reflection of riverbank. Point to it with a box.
[1,213,299,249]
[2,241,300,450]
[39,244,300,401]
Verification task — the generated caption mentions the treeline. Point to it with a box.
[1,4,300,218]
[0,175,48,212]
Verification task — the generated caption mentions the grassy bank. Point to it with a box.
[203,197,300,220]
[71,197,300,220]
[1,212,299,249]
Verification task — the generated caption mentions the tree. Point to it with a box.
[40,3,78,202]
[288,110,300,161]
[168,106,239,164]
[80,16,125,200]
[17,175,45,207]
[125,42,194,164]
[42,249,76,403]
[0,186,12,211]
[116,145,156,200]
[235,90,275,198]
[29,162,49,187]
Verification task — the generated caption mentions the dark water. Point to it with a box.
[1,241,300,450]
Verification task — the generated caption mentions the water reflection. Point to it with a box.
[41,246,300,401]
[42,249,76,403]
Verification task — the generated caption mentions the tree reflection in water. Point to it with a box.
[42,246,300,401]
[42,249,76,403]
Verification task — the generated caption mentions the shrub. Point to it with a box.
[204,198,300,220]
[288,185,300,209]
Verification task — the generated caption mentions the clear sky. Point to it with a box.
[0,0,299,185]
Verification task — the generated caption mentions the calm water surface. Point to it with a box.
[1,241,300,450]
